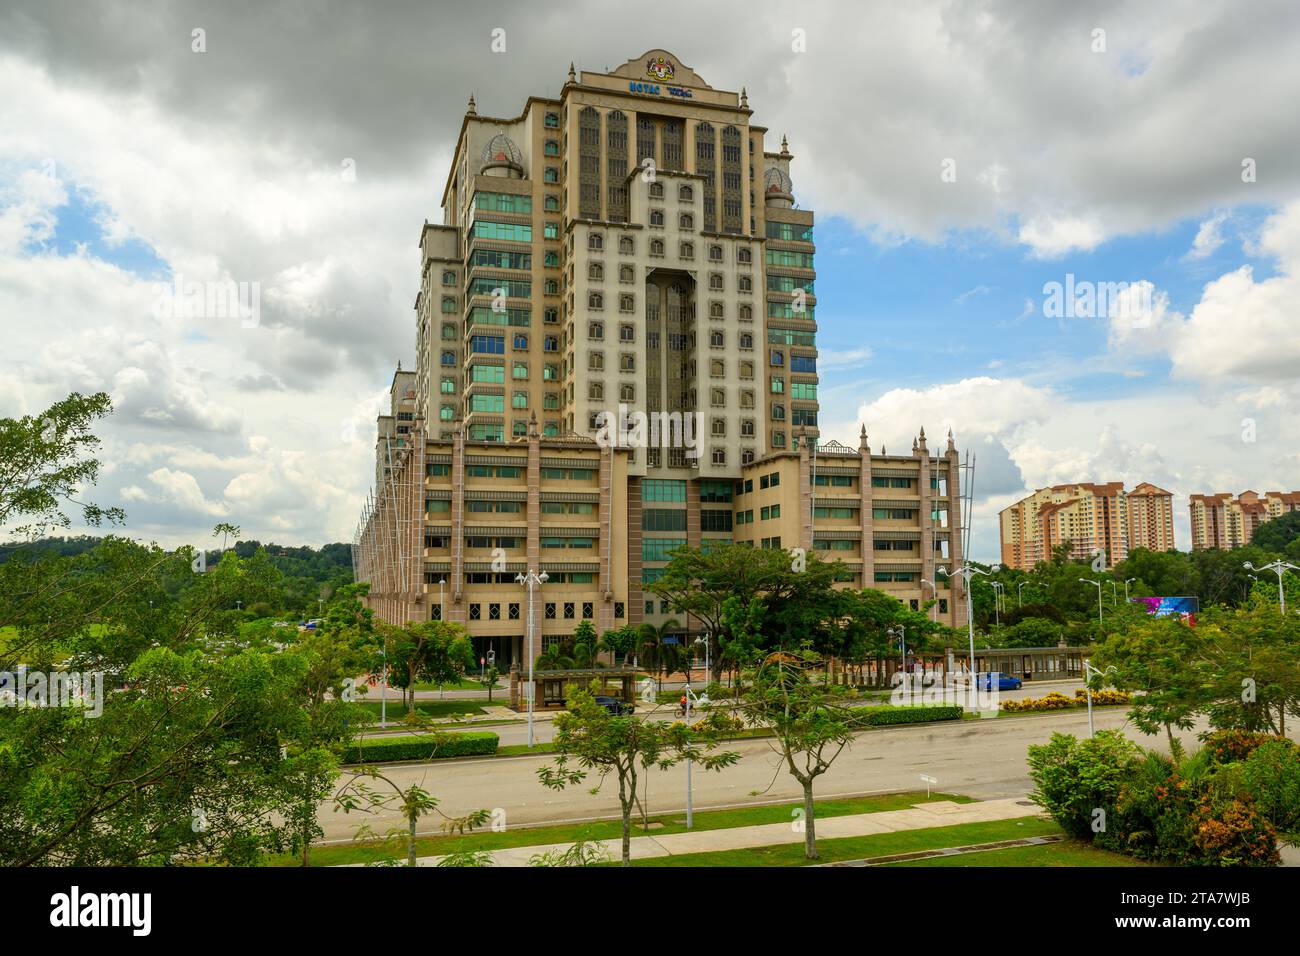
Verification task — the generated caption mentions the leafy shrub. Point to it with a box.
[1074,688,1132,706]
[341,732,499,764]
[853,705,963,727]
[1027,731,1143,838]
[1191,797,1280,867]
[1202,729,1291,765]
[1240,740,1300,832]
[1030,733,1281,865]
[1001,689,1130,712]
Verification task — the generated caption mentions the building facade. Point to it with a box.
[999,482,1134,570]
[354,51,968,665]
[1125,482,1176,553]
[1189,490,1300,550]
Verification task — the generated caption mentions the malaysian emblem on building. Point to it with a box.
[645,55,675,81]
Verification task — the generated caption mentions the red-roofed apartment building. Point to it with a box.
[1189,490,1300,549]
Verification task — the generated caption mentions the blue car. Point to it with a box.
[978,673,1022,691]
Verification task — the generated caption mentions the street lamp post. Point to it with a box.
[937,563,995,700]
[438,577,446,621]
[1108,580,1118,605]
[990,582,1004,626]
[379,645,388,728]
[693,633,711,680]
[921,579,938,623]
[1243,559,1299,614]
[887,625,906,677]
[516,568,549,747]
[1080,578,1104,625]
[1017,581,1028,607]
[684,681,694,828]
[1124,577,1135,602]
[1082,660,1117,738]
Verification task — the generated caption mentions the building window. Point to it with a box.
[442,270,456,286]
[679,185,694,202]
[589,321,604,340]
[679,214,694,230]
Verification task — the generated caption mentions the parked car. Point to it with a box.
[978,672,1022,691]
[593,695,634,716]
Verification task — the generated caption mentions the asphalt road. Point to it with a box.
[317,702,1230,845]
[359,680,1091,746]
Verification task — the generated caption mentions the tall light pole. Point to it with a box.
[693,632,711,680]
[990,582,1004,626]
[1017,580,1028,607]
[1082,660,1117,737]
[1124,577,1135,602]
[1080,578,1104,625]
[1108,580,1118,605]
[937,563,994,699]
[1243,559,1299,613]
[516,568,549,747]
[379,644,388,728]
[920,579,938,623]
[887,625,906,676]
[438,577,446,621]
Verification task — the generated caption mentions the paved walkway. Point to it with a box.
[390,796,1042,867]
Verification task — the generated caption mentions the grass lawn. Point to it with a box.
[354,700,487,720]
[265,790,974,867]
[887,840,1150,867]
[626,816,1062,867]
[410,678,498,691]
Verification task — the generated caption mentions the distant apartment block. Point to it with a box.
[1189,490,1300,550]
[1126,482,1177,553]
[1000,482,1173,570]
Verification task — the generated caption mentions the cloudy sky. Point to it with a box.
[2,0,1298,560]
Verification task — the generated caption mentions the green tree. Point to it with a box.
[382,620,474,715]
[0,391,124,537]
[739,649,857,860]
[537,681,738,865]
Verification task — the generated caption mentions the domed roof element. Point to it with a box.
[764,166,793,198]
[480,133,524,173]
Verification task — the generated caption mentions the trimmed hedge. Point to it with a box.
[853,705,964,727]
[342,732,499,764]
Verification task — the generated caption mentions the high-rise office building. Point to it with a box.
[354,51,967,665]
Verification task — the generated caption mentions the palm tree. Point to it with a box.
[536,642,575,671]
[637,619,680,692]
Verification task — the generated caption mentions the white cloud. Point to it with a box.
[1017,214,1106,258]
[1185,211,1227,260]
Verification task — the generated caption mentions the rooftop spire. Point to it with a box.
[466,93,476,115]
[568,62,576,83]
[740,86,748,108]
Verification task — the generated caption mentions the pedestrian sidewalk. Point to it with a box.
[401,797,1040,867]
